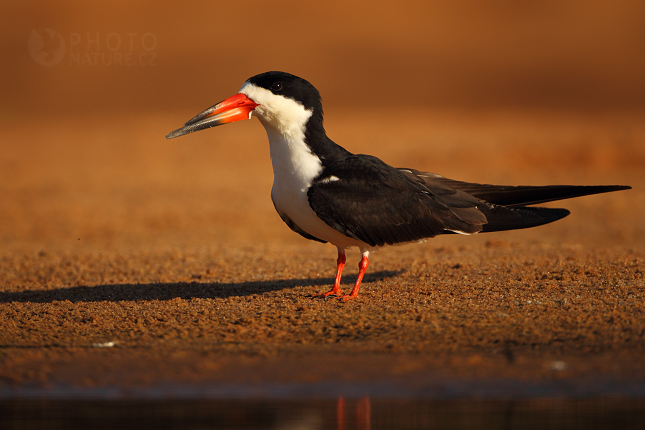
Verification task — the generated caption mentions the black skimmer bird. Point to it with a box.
[166,71,631,300]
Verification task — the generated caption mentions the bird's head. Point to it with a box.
[166,71,323,140]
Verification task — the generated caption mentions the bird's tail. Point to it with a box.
[423,175,630,233]
[436,181,631,207]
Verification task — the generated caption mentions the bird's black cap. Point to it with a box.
[247,71,323,114]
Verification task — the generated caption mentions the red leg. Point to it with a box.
[312,248,345,298]
[340,251,369,301]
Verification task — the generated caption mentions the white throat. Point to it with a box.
[239,82,322,193]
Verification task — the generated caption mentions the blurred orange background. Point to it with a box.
[3,0,645,114]
[1,0,643,252]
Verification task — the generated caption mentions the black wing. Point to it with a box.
[307,157,630,247]
[307,155,488,247]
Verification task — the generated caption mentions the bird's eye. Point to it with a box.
[271,82,283,92]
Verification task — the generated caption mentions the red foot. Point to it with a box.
[313,251,369,300]
[338,252,368,301]
[312,289,341,298]
[312,249,346,298]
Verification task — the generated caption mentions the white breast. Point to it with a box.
[266,128,363,248]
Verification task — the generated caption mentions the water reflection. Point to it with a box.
[337,397,370,430]
[1,397,644,429]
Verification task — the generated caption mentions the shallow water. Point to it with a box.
[1,397,644,430]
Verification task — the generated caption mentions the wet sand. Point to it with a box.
[1,111,643,397]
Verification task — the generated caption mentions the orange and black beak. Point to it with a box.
[166,93,258,139]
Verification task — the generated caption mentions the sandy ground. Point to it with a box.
[1,109,643,397]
